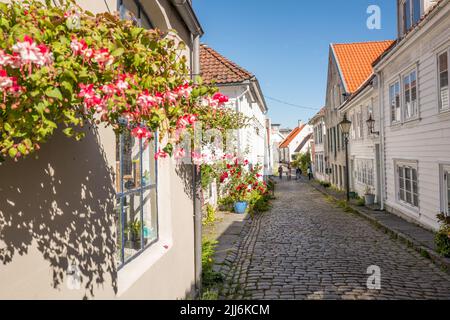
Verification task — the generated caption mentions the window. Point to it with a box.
[397,161,419,208]
[116,131,158,267]
[390,81,401,123]
[120,0,153,29]
[442,166,450,215]
[403,70,418,120]
[355,159,374,186]
[355,110,363,139]
[403,0,421,33]
[438,50,449,111]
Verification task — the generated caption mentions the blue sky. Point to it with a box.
[193,0,397,129]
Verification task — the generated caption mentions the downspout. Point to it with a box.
[192,34,202,298]
[377,71,386,211]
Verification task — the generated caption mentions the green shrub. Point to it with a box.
[218,197,234,212]
[201,238,224,290]
[202,204,217,226]
[435,213,450,258]
[356,198,365,207]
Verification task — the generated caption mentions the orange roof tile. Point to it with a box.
[332,40,394,93]
[200,44,254,84]
[279,124,306,149]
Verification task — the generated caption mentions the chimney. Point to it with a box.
[298,120,303,128]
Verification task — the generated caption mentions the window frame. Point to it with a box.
[116,130,159,269]
[437,48,450,113]
[402,0,422,34]
[402,67,419,121]
[395,160,419,210]
[440,164,450,216]
[389,79,401,124]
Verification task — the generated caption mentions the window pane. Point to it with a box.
[404,0,411,31]
[439,52,449,110]
[142,139,156,186]
[121,131,141,191]
[413,0,421,24]
[143,188,158,246]
[412,168,417,181]
[413,195,419,207]
[123,192,143,261]
[405,191,412,204]
[405,167,411,180]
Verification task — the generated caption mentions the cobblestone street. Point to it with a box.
[220,179,450,300]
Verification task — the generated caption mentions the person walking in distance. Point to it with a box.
[307,165,312,181]
[296,167,302,180]
[278,165,283,180]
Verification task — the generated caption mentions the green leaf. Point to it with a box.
[63,127,74,137]
[8,147,17,158]
[4,122,11,132]
[61,81,73,95]
[111,48,124,57]
[45,87,63,100]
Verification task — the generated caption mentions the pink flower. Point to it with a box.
[12,35,41,65]
[137,90,159,109]
[100,84,116,95]
[93,48,114,68]
[174,148,186,159]
[155,149,169,160]
[174,82,192,99]
[70,37,88,55]
[163,90,178,105]
[0,69,13,89]
[36,44,53,66]
[115,74,130,91]
[187,114,197,124]
[176,116,190,129]
[78,83,96,99]
[0,50,10,66]
[7,53,22,69]
[131,126,152,140]
[213,92,229,104]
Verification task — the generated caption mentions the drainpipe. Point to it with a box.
[377,71,386,211]
[192,34,202,298]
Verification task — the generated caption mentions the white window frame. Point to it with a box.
[440,164,450,216]
[395,160,419,210]
[437,48,450,113]
[355,158,374,187]
[389,79,401,124]
[402,67,419,121]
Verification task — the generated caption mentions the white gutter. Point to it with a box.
[170,0,204,36]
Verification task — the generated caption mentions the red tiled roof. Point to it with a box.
[279,124,306,149]
[332,40,394,93]
[200,44,254,84]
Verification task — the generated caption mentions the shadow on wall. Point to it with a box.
[0,126,117,298]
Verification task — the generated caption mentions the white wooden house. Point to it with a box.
[278,122,313,163]
[200,44,269,168]
[309,108,327,182]
[374,0,450,230]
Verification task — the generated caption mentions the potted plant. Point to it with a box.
[364,186,376,206]
[125,219,142,250]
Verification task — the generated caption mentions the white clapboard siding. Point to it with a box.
[381,6,450,231]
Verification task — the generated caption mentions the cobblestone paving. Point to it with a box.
[219,179,450,300]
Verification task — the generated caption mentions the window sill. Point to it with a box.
[117,237,173,296]
[438,108,450,116]
[396,199,419,214]
[402,117,421,125]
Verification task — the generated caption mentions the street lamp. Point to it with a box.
[339,113,352,201]
[366,113,379,135]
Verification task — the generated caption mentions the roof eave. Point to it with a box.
[170,0,204,36]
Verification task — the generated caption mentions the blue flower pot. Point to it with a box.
[234,201,248,214]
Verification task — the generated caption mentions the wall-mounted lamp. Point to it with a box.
[366,114,380,135]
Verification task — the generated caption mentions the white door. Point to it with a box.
[443,166,450,215]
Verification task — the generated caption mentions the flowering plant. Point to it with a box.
[0,0,247,162]
[219,159,267,202]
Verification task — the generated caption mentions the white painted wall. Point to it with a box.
[377,3,450,230]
